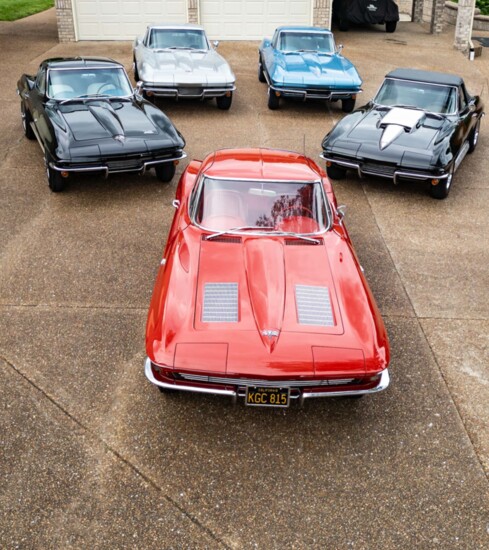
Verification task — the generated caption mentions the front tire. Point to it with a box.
[341,97,356,113]
[155,162,176,183]
[46,164,66,193]
[386,21,397,33]
[429,170,453,200]
[326,163,347,180]
[216,93,233,110]
[258,57,266,83]
[268,89,280,110]
[21,103,35,140]
[468,119,481,153]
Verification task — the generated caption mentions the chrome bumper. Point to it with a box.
[144,357,390,402]
[141,84,236,99]
[270,85,360,101]
[49,152,187,178]
[320,153,448,185]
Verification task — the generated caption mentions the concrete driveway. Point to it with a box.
[1,9,488,548]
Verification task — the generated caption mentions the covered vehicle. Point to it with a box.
[133,24,236,110]
[145,148,390,407]
[321,68,484,199]
[333,0,399,33]
[258,26,362,112]
[17,57,186,192]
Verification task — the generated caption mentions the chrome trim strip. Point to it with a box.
[320,154,449,184]
[48,152,187,177]
[453,140,470,171]
[145,358,236,397]
[302,369,390,398]
[30,123,46,154]
[145,358,390,399]
[179,373,356,387]
[269,84,361,101]
[142,84,236,99]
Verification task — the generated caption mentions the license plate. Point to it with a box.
[245,386,290,408]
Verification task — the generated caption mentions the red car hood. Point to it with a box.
[147,228,388,379]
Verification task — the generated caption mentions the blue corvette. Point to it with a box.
[258,26,362,112]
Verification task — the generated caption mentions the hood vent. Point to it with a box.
[203,235,242,244]
[202,282,239,323]
[295,285,334,326]
[285,239,322,246]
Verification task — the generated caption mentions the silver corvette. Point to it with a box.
[133,25,236,110]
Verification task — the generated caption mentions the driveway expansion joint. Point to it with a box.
[0,353,231,548]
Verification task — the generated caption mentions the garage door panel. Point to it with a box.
[200,0,312,40]
[75,0,187,40]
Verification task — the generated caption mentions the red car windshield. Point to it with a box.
[193,177,329,234]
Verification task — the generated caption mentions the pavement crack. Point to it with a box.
[0,354,231,548]
[361,186,489,484]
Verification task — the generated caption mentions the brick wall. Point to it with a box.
[55,0,75,42]
[313,0,333,28]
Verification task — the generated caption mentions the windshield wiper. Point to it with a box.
[273,231,321,244]
[59,93,111,104]
[206,226,274,240]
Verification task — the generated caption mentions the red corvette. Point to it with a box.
[145,148,390,407]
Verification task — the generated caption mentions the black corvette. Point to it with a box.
[17,57,186,192]
[321,68,484,199]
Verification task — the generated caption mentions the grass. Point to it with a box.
[0,0,54,21]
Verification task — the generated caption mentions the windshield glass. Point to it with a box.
[194,177,328,234]
[148,28,208,50]
[374,78,457,114]
[47,67,133,100]
[278,32,334,53]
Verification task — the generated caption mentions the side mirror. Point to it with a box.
[337,205,347,221]
[135,81,143,95]
[135,37,142,46]
[337,44,344,54]
[213,40,219,48]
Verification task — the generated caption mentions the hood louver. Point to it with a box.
[202,282,239,323]
[295,285,334,326]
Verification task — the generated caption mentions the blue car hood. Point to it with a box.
[270,52,362,89]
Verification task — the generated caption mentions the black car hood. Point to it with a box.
[58,100,160,141]
[325,106,453,166]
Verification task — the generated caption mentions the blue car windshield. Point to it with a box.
[278,32,334,53]
[375,78,458,114]
[194,178,329,235]
[47,67,133,99]
[148,29,208,50]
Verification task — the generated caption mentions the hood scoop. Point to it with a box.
[295,285,335,326]
[379,107,425,150]
[202,282,239,323]
[203,235,242,244]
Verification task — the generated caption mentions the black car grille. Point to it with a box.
[106,158,143,171]
[361,162,396,177]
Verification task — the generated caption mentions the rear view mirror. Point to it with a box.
[337,204,346,220]
[337,44,344,54]
[213,40,219,48]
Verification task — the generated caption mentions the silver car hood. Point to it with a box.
[138,49,235,86]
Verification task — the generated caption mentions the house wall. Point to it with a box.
[56,0,333,42]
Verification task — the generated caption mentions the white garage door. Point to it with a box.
[75,0,187,40]
[200,0,313,40]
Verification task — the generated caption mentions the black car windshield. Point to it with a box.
[278,32,334,53]
[148,28,208,50]
[194,177,329,235]
[374,78,458,114]
[47,67,133,100]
